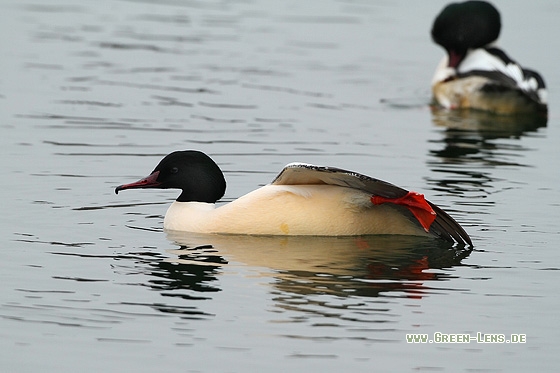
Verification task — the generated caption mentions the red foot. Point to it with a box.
[371,192,436,232]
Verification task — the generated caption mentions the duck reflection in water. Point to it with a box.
[428,108,547,194]
[431,107,547,142]
[160,232,472,300]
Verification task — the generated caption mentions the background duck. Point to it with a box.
[431,0,547,115]
[115,150,472,246]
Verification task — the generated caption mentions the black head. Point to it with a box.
[431,1,501,67]
[115,150,226,203]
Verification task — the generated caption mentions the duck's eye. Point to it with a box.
[170,167,179,174]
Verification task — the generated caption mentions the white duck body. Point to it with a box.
[116,152,472,245]
[163,184,427,236]
[431,49,548,114]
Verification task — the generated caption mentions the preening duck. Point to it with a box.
[431,0,547,114]
[115,150,472,246]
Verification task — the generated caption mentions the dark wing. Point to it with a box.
[427,202,472,247]
[272,163,472,246]
[460,69,545,105]
[271,163,409,198]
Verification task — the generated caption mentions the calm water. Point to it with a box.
[2,0,559,371]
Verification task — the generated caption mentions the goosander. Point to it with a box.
[115,151,472,245]
[431,0,547,114]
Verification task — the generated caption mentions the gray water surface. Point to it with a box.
[2,0,559,371]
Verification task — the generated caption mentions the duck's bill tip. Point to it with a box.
[114,171,161,195]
